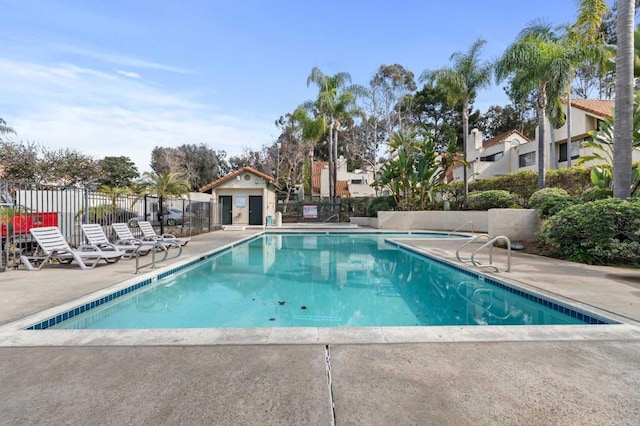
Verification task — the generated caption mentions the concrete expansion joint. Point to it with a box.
[325,344,336,426]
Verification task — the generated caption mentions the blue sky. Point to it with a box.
[0,0,590,172]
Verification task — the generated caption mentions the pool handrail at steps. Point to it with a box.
[447,221,474,237]
[135,241,182,274]
[456,234,491,262]
[456,234,512,273]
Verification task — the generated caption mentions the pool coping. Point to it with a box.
[1,231,639,347]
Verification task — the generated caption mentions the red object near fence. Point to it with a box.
[1,212,58,237]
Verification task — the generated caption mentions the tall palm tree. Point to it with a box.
[305,67,360,205]
[564,0,610,168]
[496,22,579,189]
[613,0,635,199]
[423,38,492,204]
[0,118,15,140]
[137,171,190,234]
[292,106,326,199]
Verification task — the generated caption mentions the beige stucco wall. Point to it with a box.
[487,209,540,242]
[373,209,539,241]
[209,173,276,226]
[377,211,488,233]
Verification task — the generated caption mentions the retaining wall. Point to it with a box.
[353,209,540,241]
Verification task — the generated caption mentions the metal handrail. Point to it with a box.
[447,221,474,236]
[470,236,511,272]
[322,214,339,223]
[456,282,511,320]
[455,234,491,262]
[135,241,183,274]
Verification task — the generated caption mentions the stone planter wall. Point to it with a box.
[353,209,540,241]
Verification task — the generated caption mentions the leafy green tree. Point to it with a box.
[368,64,417,136]
[409,82,460,149]
[273,114,314,203]
[0,140,41,182]
[423,38,492,203]
[496,22,580,189]
[42,147,100,186]
[97,156,139,187]
[137,171,190,234]
[150,144,229,191]
[477,105,536,140]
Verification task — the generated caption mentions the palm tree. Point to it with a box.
[137,172,190,234]
[564,0,610,168]
[613,0,635,199]
[0,118,15,140]
[423,38,492,204]
[292,107,326,200]
[496,23,579,189]
[305,67,360,205]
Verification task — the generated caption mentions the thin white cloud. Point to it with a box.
[54,43,194,75]
[0,57,274,173]
[115,69,141,79]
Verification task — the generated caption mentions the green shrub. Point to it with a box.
[546,167,592,195]
[537,198,640,264]
[366,196,396,217]
[528,188,577,218]
[341,197,370,217]
[580,187,613,202]
[529,187,569,209]
[465,190,517,210]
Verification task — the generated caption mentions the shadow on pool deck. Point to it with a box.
[0,229,639,425]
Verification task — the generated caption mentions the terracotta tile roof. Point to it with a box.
[570,99,614,119]
[336,180,351,198]
[312,162,328,196]
[198,166,275,193]
[482,129,531,149]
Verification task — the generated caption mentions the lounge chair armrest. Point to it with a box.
[77,244,101,252]
[97,242,118,251]
[116,238,144,246]
[161,233,177,239]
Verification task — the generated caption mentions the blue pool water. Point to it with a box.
[47,233,604,329]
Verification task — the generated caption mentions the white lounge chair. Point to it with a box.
[81,223,151,260]
[137,221,190,246]
[20,226,124,271]
[111,223,179,251]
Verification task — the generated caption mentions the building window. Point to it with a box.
[559,141,580,162]
[480,151,504,162]
[519,152,536,168]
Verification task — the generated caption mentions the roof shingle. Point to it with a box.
[198,166,275,193]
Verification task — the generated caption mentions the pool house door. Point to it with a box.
[248,196,263,225]
[219,195,232,225]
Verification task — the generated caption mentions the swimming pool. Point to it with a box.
[33,232,613,330]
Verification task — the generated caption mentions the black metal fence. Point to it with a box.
[0,180,213,270]
[277,201,343,223]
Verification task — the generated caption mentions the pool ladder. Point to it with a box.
[134,241,183,274]
[456,234,511,272]
[447,221,474,236]
[456,281,511,320]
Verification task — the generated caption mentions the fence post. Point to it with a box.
[83,186,90,224]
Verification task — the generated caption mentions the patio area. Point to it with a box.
[0,229,639,424]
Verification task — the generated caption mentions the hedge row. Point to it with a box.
[441,167,595,209]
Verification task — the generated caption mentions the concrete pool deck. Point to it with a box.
[0,229,639,424]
